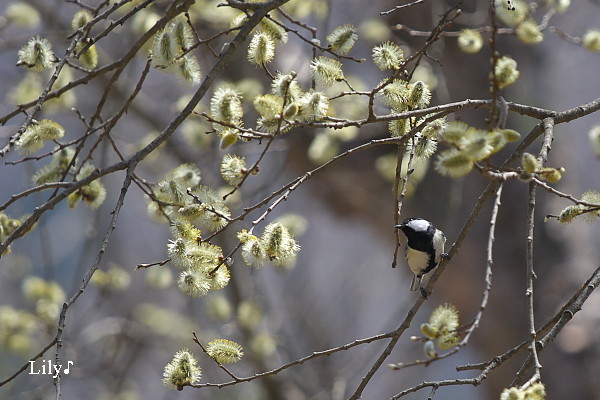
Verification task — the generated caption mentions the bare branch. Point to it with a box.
[192,331,394,389]
[381,0,428,16]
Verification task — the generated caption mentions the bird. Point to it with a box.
[395,218,447,299]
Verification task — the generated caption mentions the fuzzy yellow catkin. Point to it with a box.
[36,119,65,140]
[298,90,329,122]
[220,154,247,186]
[429,303,459,332]
[500,387,523,400]
[177,270,212,297]
[494,56,520,89]
[495,0,527,27]
[152,29,177,67]
[515,19,543,44]
[457,29,483,53]
[210,86,243,124]
[219,129,239,150]
[420,323,439,338]
[581,190,600,222]
[582,30,600,52]
[171,17,194,50]
[499,129,521,142]
[77,41,98,69]
[406,81,431,109]
[486,130,507,154]
[558,205,583,224]
[524,382,546,399]
[521,153,538,173]
[378,78,409,109]
[17,37,55,72]
[208,265,230,290]
[310,57,344,87]
[80,179,106,209]
[261,222,300,264]
[259,15,288,43]
[16,120,64,155]
[169,164,202,188]
[71,9,92,31]
[435,149,474,177]
[439,120,469,145]
[540,167,562,183]
[162,349,202,390]
[182,61,202,86]
[283,103,298,119]
[412,135,438,159]
[372,41,404,70]
[462,134,493,161]
[169,220,200,244]
[241,236,267,268]
[248,32,275,65]
[327,24,358,55]
[205,339,244,364]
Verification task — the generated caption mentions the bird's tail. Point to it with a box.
[410,275,419,291]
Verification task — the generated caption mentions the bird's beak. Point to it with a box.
[394,224,403,229]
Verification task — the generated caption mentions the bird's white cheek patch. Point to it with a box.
[406,248,430,275]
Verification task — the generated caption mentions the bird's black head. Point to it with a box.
[395,218,435,252]
[395,217,431,234]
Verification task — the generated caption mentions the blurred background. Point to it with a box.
[0,0,599,399]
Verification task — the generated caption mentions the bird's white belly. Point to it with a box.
[405,248,430,275]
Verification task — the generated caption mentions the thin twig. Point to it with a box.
[549,26,583,46]
[197,112,272,139]
[533,178,600,209]
[516,117,555,386]
[393,24,513,37]
[487,0,500,128]
[524,180,542,380]
[135,259,170,270]
[192,330,395,389]
[381,0,427,15]
[0,182,72,212]
[391,142,406,269]
[53,161,137,399]
[466,182,503,343]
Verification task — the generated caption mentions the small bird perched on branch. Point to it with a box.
[395,218,448,299]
